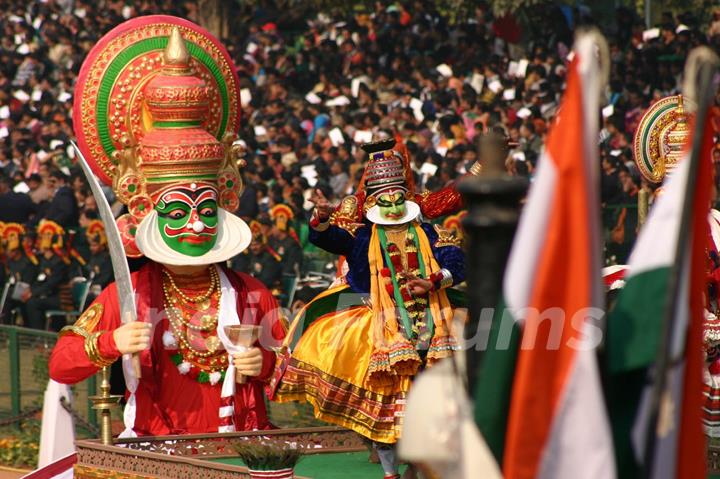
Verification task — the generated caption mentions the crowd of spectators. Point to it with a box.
[0,0,717,328]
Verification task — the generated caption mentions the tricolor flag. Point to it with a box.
[606,48,717,479]
[473,31,615,479]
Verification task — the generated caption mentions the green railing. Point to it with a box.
[0,325,98,432]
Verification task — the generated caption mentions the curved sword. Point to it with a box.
[72,141,141,378]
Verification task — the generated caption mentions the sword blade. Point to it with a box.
[72,142,141,378]
[72,141,137,325]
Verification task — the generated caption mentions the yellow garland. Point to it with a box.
[365,223,456,393]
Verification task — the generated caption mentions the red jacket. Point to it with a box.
[49,262,285,435]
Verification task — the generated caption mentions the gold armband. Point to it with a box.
[84,331,115,368]
[469,160,482,176]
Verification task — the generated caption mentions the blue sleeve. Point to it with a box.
[433,244,466,285]
[308,223,355,257]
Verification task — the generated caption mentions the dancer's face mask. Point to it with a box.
[377,192,407,221]
[155,186,219,256]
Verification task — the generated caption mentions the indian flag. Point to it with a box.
[474,31,615,479]
[606,49,716,479]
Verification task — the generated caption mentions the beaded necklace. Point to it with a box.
[161,267,227,385]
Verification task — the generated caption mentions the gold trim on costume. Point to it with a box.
[84,331,116,368]
[433,224,462,247]
[74,303,105,334]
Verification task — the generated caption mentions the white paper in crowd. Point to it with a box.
[410,98,424,122]
[488,79,503,94]
[0,126,8,138]
[436,64,453,78]
[17,44,30,55]
[602,104,614,118]
[50,139,64,150]
[0,106,8,120]
[436,145,448,157]
[253,125,267,137]
[517,59,529,77]
[240,88,252,107]
[326,95,350,107]
[246,42,258,54]
[301,165,318,187]
[507,61,518,77]
[470,73,484,94]
[33,17,42,29]
[122,5,132,18]
[540,102,555,115]
[610,149,622,157]
[13,90,30,102]
[14,34,22,45]
[353,130,373,143]
[329,127,345,147]
[305,92,322,104]
[566,51,575,62]
[58,91,72,102]
[351,77,363,97]
[512,151,526,162]
[503,89,516,101]
[642,28,660,42]
[74,7,86,18]
[37,150,48,161]
[13,182,29,193]
[420,162,438,176]
[8,15,23,24]
[516,107,532,119]
[32,89,43,102]
[67,145,75,159]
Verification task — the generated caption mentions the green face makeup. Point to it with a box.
[377,192,407,221]
[155,186,219,256]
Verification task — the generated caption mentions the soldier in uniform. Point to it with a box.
[1,223,38,322]
[268,204,303,277]
[84,219,113,305]
[22,219,70,330]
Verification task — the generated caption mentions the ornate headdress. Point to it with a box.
[633,94,694,183]
[1,222,23,251]
[37,219,70,264]
[73,16,250,263]
[2,222,37,264]
[248,220,264,242]
[269,204,294,232]
[85,219,107,246]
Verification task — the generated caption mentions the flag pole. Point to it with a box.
[642,49,718,477]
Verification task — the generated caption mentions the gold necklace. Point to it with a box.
[162,283,221,358]
[162,267,219,304]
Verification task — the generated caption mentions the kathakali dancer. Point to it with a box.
[49,16,284,435]
[274,139,465,478]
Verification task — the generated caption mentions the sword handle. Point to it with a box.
[132,353,142,379]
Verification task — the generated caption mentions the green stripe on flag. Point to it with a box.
[607,266,670,373]
[473,298,521,463]
[605,266,671,479]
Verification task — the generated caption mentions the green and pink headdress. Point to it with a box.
[73,16,250,264]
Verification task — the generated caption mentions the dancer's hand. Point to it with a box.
[310,189,332,221]
[407,278,433,296]
[233,347,263,378]
[113,322,152,354]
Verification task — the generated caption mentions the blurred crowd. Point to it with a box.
[0,0,718,329]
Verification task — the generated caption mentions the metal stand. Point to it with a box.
[458,131,528,395]
[88,366,122,445]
